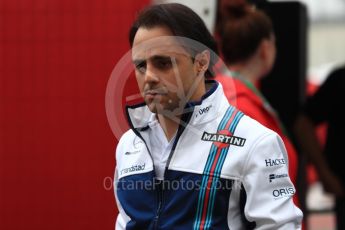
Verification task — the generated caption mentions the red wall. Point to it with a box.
[0,0,149,229]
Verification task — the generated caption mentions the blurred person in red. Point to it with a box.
[215,0,300,205]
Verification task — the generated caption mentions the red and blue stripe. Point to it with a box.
[194,106,244,230]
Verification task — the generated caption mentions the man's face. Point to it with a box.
[131,26,200,115]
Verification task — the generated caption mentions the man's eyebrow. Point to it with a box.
[132,59,145,65]
[150,55,172,61]
[133,55,172,64]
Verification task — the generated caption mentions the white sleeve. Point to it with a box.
[241,133,303,230]
[114,167,131,230]
[114,138,132,230]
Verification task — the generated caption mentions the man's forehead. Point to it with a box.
[132,37,191,60]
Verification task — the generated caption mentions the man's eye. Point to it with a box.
[155,59,172,70]
[135,62,146,73]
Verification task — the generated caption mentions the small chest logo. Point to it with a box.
[195,105,212,118]
[201,130,246,148]
[269,173,288,182]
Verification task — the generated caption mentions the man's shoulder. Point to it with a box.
[236,111,279,140]
[116,129,137,155]
[118,129,136,141]
[235,113,288,164]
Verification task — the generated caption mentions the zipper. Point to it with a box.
[164,108,194,174]
[131,108,194,230]
[153,180,163,229]
[153,109,194,229]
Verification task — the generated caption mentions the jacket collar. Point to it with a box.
[126,80,230,130]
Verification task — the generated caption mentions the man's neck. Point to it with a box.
[156,79,208,141]
[157,114,179,142]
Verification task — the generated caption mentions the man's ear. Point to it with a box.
[194,50,210,75]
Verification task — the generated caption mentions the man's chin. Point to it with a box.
[146,103,172,114]
[146,103,184,118]
[146,103,162,114]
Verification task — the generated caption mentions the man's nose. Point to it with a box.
[144,65,159,83]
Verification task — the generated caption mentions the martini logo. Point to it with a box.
[201,131,246,148]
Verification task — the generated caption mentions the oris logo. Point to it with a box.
[265,158,286,167]
[272,187,295,198]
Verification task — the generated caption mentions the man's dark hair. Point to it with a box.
[129,3,219,78]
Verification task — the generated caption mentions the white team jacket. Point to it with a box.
[114,80,303,230]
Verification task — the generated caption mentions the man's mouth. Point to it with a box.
[144,89,167,98]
